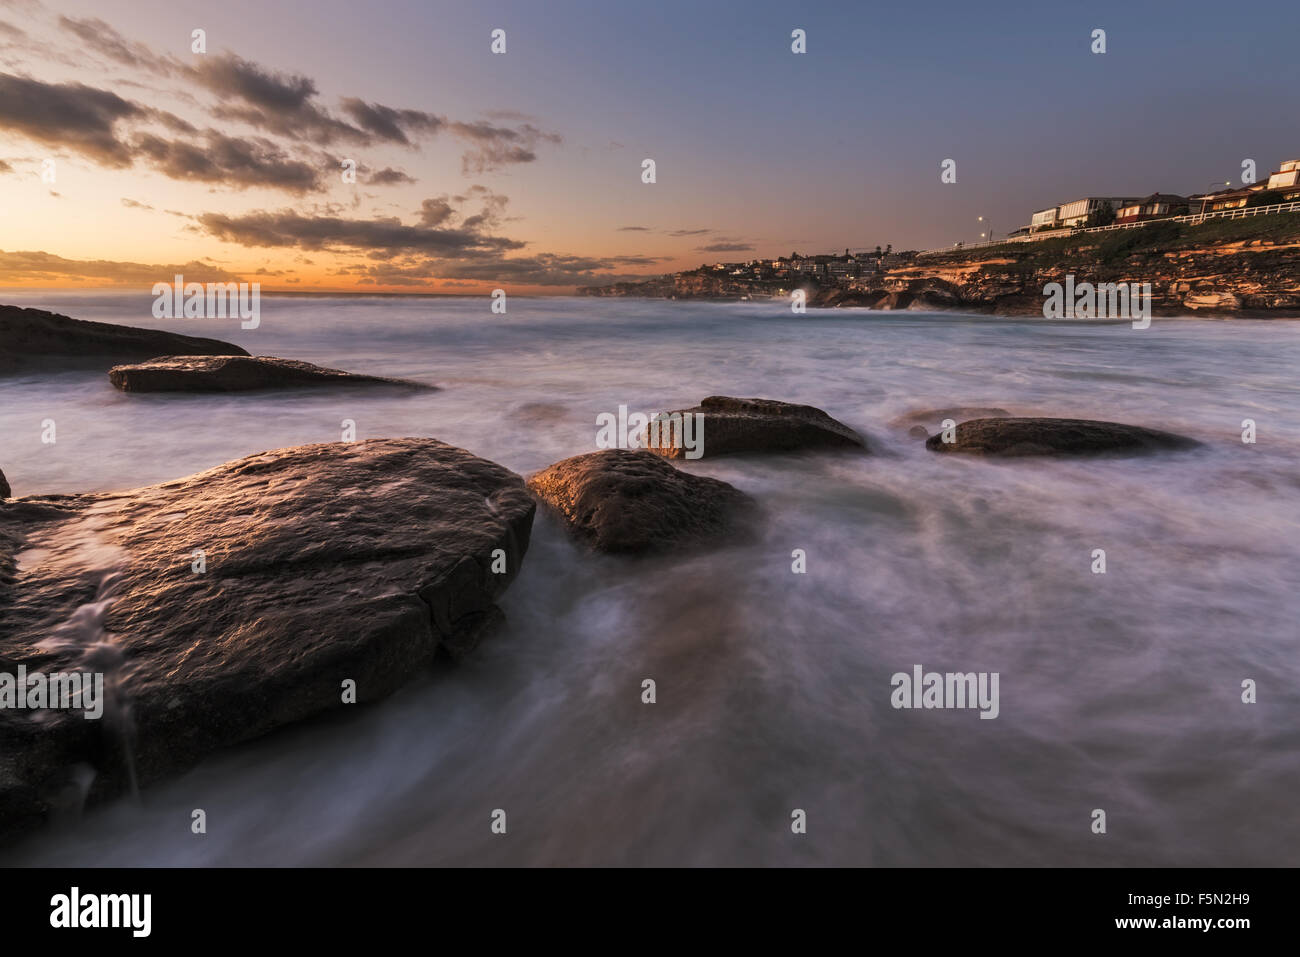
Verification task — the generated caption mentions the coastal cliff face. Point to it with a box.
[579,214,1300,316]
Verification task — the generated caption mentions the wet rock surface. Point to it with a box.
[0,438,534,840]
[108,355,432,392]
[527,449,754,553]
[644,395,865,458]
[925,417,1200,456]
[1,305,247,374]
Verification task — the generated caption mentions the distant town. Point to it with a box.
[583,156,1300,295]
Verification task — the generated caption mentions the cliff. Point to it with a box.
[579,214,1300,317]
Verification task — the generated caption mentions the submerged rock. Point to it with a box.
[527,449,753,553]
[925,417,1200,456]
[0,305,247,374]
[107,355,433,392]
[894,406,1012,438]
[643,395,865,458]
[0,438,534,840]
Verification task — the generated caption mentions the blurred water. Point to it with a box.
[1,293,1298,866]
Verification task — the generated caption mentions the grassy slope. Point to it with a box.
[918,212,1300,273]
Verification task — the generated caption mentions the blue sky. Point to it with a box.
[2,0,1297,290]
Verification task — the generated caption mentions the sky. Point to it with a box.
[1,0,1297,294]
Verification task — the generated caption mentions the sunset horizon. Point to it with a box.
[4,0,1298,295]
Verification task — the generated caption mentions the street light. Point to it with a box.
[978,215,993,243]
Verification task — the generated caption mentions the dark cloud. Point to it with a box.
[0,248,242,284]
[448,121,561,173]
[0,73,142,166]
[350,251,664,287]
[340,98,442,145]
[133,131,324,193]
[417,197,455,227]
[412,187,510,231]
[191,55,446,149]
[194,208,525,255]
[456,186,509,230]
[670,228,712,237]
[366,166,416,186]
[58,16,178,75]
[194,53,363,144]
[618,225,650,231]
[696,242,754,252]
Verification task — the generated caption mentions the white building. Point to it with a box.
[1030,206,1060,231]
[1266,159,1300,191]
[1056,197,1140,228]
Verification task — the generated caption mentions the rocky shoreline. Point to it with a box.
[0,306,1210,844]
[578,214,1300,317]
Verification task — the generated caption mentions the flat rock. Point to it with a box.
[0,305,247,374]
[644,395,865,458]
[108,355,433,392]
[527,449,753,553]
[925,417,1200,456]
[0,438,534,841]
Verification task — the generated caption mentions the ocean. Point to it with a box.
[2,293,1298,865]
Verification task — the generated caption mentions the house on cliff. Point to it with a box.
[1116,194,1189,223]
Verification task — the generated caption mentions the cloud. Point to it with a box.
[58,15,179,75]
[695,242,753,252]
[0,248,242,284]
[412,187,510,230]
[132,130,325,193]
[340,98,442,145]
[669,228,711,237]
[447,121,561,173]
[194,208,525,255]
[618,225,650,231]
[120,197,154,210]
[349,252,663,287]
[0,158,12,173]
[417,197,455,227]
[194,53,364,144]
[366,166,416,186]
[190,55,446,150]
[455,185,509,230]
[0,73,143,166]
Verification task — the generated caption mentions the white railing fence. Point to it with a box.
[915,200,1300,257]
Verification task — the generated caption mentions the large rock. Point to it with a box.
[0,468,8,499]
[0,305,247,373]
[925,417,1200,456]
[527,449,753,553]
[643,395,865,459]
[108,355,433,392]
[0,438,534,841]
